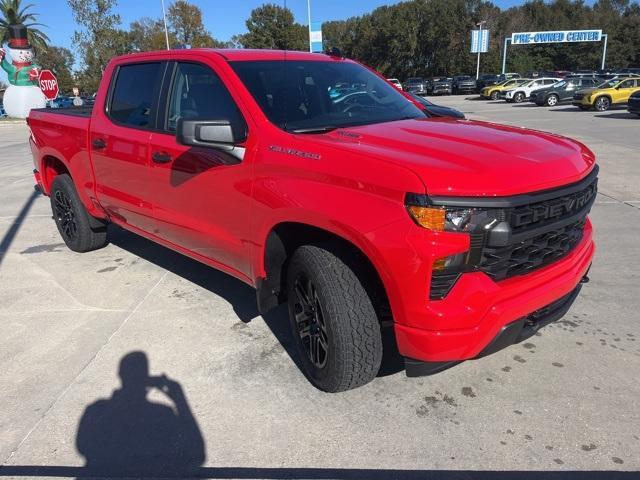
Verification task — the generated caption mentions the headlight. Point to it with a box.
[405,196,505,299]
[406,205,500,233]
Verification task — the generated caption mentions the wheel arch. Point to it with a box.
[257,222,393,325]
[41,154,71,194]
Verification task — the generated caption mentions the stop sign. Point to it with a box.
[38,70,59,100]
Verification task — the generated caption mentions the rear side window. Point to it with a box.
[109,62,163,128]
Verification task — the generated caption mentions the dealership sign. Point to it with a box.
[511,29,602,45]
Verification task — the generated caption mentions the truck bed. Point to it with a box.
[31,106,93,118]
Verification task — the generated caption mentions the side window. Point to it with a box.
[619,79,634,89]
[109,63,163,128]
[167,62,246,140]
[545,79,556,85]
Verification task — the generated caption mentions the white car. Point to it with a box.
[387,78,403,90]
[503,77,561,103]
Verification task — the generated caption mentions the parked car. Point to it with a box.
[572,69,596,76]
[573,76,640,111]
[627,89,640,116]
[499,73,521,81]
[0,103,6,118]
[403,77,427,95]
[618,67,640,75]
[48,96,74,109]
[427,76,452,95]
[481,78,529,100]
[408,92,465,119]
[476,74,501,91]
[387,78,403,90]
[28,48,597,392]
[530,76,601,106]
[503,77,561,103]
[452,75,477,94]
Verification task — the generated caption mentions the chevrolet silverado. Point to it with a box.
[28,49,597,392]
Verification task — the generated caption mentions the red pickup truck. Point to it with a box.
[28,49,597,392]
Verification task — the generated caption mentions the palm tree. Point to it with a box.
[0,0,49,52]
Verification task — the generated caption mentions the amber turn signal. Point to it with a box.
[407,206,446,231]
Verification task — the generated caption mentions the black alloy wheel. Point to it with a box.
[292,273,329,369]
[53,189,78,241]
[49,174,108,252]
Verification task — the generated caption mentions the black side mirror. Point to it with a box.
[177,119,239,150]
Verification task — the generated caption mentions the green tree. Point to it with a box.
[67,0,131,93]
[167,0,224,48]
[238,3,308,50]
[129,17,175,52]
[0,0,49,52]
[37,46,75,93]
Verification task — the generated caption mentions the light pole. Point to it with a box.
[161,0,170,50]
[475,21,486,80]
[307,0,313,53]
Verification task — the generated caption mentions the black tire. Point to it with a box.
[286,245,383,392]
[490,91,499,100]
[594,96,611,111]
[514,92,525,103]
[546,94,559,107]
[50,174,108,252]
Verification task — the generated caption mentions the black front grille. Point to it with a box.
[479,219,585,281]
[426,169,597,300]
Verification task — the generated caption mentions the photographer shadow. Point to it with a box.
[75,351,205,479]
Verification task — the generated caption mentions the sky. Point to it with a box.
[0,0,548,84]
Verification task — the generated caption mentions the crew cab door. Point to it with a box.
[147,60,254,279]
[90,61,167,232]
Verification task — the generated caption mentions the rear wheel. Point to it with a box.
[546,94,559,106]
[286,245,383,392]
[50,174,108,252]
[490,91,499,100]
[514,92,525,103]
[594,96,611,111]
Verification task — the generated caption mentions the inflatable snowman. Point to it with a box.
[0,24,47,118]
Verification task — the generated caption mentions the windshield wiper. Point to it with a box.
[290,126,339,134]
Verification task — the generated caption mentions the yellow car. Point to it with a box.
[572,76,640,111]
[480,79,530,100]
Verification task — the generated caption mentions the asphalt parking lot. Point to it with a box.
[1,96,639,479]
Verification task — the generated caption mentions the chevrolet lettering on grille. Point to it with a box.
[511,183,597,228]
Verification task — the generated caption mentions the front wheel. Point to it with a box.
[490,91,499,100]
[50,174,108,252]
[514,92,525,103]
[286,245,383,392]
[594,96,611,111]
[546,94,559,106]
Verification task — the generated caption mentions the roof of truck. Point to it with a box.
[111,48,344,64]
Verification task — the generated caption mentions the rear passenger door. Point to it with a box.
[90,61,167,233]
[560,78,579,100]
[147,60,254,279]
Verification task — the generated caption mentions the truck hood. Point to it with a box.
[313,118,595,197]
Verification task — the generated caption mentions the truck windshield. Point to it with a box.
[230,60,424,133]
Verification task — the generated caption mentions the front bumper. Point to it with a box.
[394,220,594,364]
[405,281,586,376]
